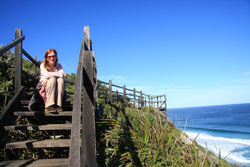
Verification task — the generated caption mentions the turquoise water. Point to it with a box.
[167,103,250,167]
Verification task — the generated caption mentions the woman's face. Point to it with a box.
[47,52,57,65]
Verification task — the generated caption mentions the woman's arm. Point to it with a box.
[40,63,64,79]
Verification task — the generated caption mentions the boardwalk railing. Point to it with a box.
[0,29,39,128]
[69,26,97,167]
[97,80,167,113]
[0,29,39,93]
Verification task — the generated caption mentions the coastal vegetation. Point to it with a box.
[0,48,237,166]
[0,49,15,112]
[96,102,235,167]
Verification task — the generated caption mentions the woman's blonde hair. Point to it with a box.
[43,49,58,71]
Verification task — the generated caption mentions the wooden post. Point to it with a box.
[148,95,151,107]
[81,26,96,167]
[105,87,107,104]
[14,29,22,93]
[123,85,126,106]
[109,80,113,104]
[133,88,136,108]
[164,94,167,115]
[69,41,84,167]
[157,97,159,108]
[140,91,143,108]
[84,26,91,51]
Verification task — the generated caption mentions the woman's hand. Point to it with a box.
[42,80,47,86]
[57,71,66,78]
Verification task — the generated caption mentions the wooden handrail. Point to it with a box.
[69,41,84,167]
[97,80,146,94]
[69,26,97,167]
[0,36,25,56]
[0,86,25,128]
[22,48,40,67]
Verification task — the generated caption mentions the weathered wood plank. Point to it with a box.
[116,90,119,103]
[164,94,167,115]
[20,100,73,105]
[109,80,113,103]
[14,29,23,94]
[69,40,84,167]
[133,88,136,107]
[0,36,25,56]
[82,50,96,167]
[0,158,69,167]
[3,139,70,149]
[0,86,25,128]
[123,85,126,105]
[13,111,72,117]
[105,87,108,103]
[22,48,41,67]
[4,124,72,131]
[84,26,91,51]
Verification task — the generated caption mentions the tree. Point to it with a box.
[0,48,15,112]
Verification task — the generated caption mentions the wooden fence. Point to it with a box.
[97,80,167,113]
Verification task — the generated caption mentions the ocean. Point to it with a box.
[167,103,250,167]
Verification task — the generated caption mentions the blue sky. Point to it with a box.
[1,0,250,108]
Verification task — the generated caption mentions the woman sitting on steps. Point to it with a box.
[40,48,66,112]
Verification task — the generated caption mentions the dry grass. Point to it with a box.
[96,103,234,167]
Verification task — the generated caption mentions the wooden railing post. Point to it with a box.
[14,29,22,93]
[140,91,143,108]
[105,87,107,104]
[69,41,84,167]
[164,94,167,115]
[133,88,136,108]
[81,26,96,167]
[109,80,113,104]
[123,85,126,106]
[149,95,151,107]
[84,26,91,51]
[116,90,119,103]
[157,97,159,108]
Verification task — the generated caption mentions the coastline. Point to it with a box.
[167,103,250,167]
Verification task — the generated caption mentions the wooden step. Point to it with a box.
[13,111,73,117]
[21,100,73,105]
[2,139,70,149]
[4,124,72,131]
[0,158,69,167]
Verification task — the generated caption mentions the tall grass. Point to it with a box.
[96,103,235,167]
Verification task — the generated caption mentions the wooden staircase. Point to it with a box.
[0,100,73,167]
[0,26,97,167]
